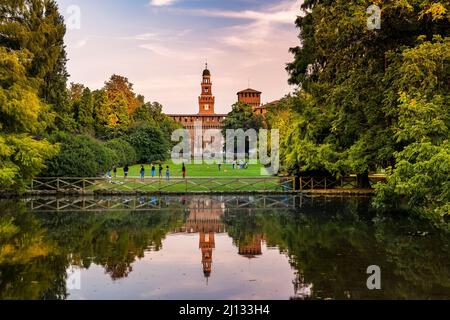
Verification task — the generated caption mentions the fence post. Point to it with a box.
[31,179,34,191]
[57,178,60,192]
[299,177,303,192]
[311,178,314,190]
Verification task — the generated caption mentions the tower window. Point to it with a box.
[204,104,209,111]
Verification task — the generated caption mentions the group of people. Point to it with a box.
[106,160,249,181]
[106,163,171,181]
[138,163,171,181]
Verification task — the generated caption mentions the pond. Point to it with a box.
[0,195,449,300]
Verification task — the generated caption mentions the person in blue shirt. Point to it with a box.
[140,165,145,181]
[151,163,156,178]
[165,166,170,181]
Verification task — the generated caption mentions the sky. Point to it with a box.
[57,0,302,114]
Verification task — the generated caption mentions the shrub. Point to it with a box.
[104,138,137,166]
[125,125,170,163]
[43,133,117,177]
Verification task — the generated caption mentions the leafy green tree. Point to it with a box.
[285,0,449,189]
[0,0,71,129]
[126,125,170,163]
[104,138,137,166]
[93,89,131,139]
[132,101,182,145]
[43,133,117,177]
[374,37,450,221]
[221,102,264,155]
[72,87,94,133]
[0,48,58,190]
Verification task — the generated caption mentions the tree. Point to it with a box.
[0,47,58,190]
[104,75,140,115]
[93,89,130,139]
[126,125,170,163]
[374,37,450,221]
[132,101,182,145]
[285,0,449,188]
[104,138,137,166]
[43,133,118,177]
[73,87,94,133]
[0,0,71,129]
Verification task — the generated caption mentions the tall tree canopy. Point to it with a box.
[283,0,449,218]
[0,47,58,189]
[0,0,70,128]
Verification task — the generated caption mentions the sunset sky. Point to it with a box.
[57,0,302,114]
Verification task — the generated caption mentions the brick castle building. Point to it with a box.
[168,64,270,143]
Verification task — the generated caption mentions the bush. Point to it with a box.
[43,133,117,177]
[104,138,137,166]
[125,125,170,163]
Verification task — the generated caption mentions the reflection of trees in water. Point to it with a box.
[1,196,449,300]
[39,209,186,280]
[0,200,186,299]
[0,201,67,300]
[223,197,450,300]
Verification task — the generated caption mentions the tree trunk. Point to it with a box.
[356,171,371,189]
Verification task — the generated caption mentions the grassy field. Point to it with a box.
[114,161,269,178]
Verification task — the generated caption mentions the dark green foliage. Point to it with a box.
[0,0,71,129]
[42,133,118,177]
[104,138,137,166]
[126,125,170,164]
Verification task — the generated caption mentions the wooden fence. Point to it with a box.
[298,176,386,191]
[29,175,386,194]
[30,177,297,193]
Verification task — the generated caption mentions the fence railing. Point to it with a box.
[298,176,386,191]
[27,195,300,212]
[30,177,297,193]
[29,175,386,194]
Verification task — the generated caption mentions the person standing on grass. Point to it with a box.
[159,164,163,179]
[182,163,186,179]
[232,160,236,170]
[113,165,117,178]
[218,163,222,171]
[140,165,145,181]
[151,163,156,178]
[124,164,129,178]
[165,166,170,181]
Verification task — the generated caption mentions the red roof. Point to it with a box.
[237,88,262,94]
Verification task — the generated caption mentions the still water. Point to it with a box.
[0,195,449,300]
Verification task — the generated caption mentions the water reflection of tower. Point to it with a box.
[200,232,214,277]
[178,197,225,279]
[238,235,264,259]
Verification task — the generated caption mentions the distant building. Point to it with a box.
[168,64,226,132]
[237,88,262,108]
[237,88,272,116]
[168,64,226,152]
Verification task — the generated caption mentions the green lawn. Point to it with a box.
[114,161,269,178]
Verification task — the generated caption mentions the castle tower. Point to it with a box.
[198,63,215,115]
[237,88,262,109]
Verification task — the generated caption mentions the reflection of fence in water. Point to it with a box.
[27,195,301,212]
[30,177,297,193]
